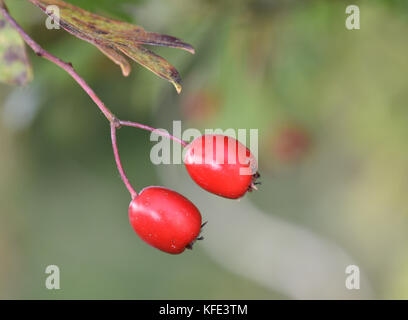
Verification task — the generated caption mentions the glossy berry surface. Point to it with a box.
[184,134,259,199]
[129,186,202,254]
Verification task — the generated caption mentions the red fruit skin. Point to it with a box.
[129,187,202,254]
[184,135,258,199]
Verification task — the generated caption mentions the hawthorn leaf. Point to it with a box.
[117,44,182,94]
[0,12,32,86]
[96,44,131,77]
[27,0,194,93]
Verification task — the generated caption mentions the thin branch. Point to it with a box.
[0,4,116,123]
[120,121,188,147]
[111,123,138,199]
[0,3,189,199]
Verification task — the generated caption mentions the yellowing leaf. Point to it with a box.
[27,0,194,92]
[96,44,131,77]
[117,44,182,94]
[0,13,32,86]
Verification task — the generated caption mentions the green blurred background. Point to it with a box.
[1,0,408,299]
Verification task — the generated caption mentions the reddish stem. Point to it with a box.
[111,123,138,199]
[0,4,116,123]
[0,3,188,199]
[120,121,188,147]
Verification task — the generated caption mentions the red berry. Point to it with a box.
[184,134,259,199]
[128,186,203,254]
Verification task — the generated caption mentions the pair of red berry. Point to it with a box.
[129,134,259,254]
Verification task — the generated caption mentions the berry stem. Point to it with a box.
[111,122,138,199]
[0,3,117,123]
[119,121,188,147]
[0,3,188,198]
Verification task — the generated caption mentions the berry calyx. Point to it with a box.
[128,186,203,254]
[184,134,259,199]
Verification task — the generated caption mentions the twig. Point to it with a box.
[120,121,187,147]
[0,2,187,199]
[0,3,116,123]
[111,122,137,198]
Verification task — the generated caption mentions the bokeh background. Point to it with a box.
[1,0,408,299]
